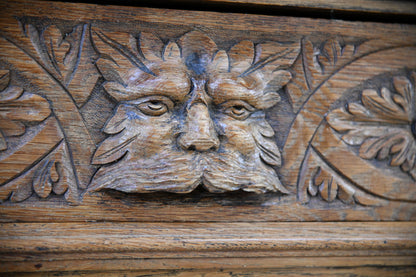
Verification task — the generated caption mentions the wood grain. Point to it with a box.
[201,0,416,15]
[0,0,414,221]
[1,222,415,272]
[0,0,415,274]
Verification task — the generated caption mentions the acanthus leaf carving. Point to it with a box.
[0,70,79,203]
[286,37,362,112]
[299,146,388,206]
[22,22,99,106]
[327,71,416,180]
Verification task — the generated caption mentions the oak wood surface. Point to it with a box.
[188,0,416,16]
[0,0,415,222]
[1,222,415,272]
[0,0,415,275]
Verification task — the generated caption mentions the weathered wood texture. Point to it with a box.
[199,0,416,15]
[0,0,415,222]
[0,0,415,274]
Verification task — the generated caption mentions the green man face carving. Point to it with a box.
[89,31,299,194]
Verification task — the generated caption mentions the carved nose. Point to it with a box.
[179,103,220,151]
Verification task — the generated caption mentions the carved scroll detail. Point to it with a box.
[327,72,416,180]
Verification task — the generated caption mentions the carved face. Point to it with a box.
[89,31,299,194]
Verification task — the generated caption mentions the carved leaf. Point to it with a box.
[299,147,388,206]
[163,41,181,62]
[91,131,137,165]
[286,37,360,112]
[93,29,154,87]
[229,40,254,72]
[210,50,229,73]
[0,139,79,203]
[327,72,416,180]
[23,23,99,106]
[32,159,54,198]
[251,121,281,167]
[0,72,51,152]
[91,104,138,165]
[242,41,300,81]
[138,32,164,62]
[0,69,78,203]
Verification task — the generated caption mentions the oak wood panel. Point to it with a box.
[205,0,416,15]
[0,0,415,275]
[4,267,416,277]
[0,0,415,222]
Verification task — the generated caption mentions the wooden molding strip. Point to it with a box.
[1,222,415,272]
[199,0,416,16]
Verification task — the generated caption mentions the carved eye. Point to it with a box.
[221,100,255,120]
[135,96,174,116]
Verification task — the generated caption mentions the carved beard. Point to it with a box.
[88,101,288,194]
[88,147,285,194]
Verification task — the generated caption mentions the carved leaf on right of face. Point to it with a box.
[327,72,416,180]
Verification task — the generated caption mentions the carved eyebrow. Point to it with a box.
[134,78,191,102]
[207,79,266,109]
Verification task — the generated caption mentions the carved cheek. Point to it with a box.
[130,116,177,157]
[218,117,256,156]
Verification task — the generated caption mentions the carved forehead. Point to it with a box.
[104,61,191,102]
[94,30,298,105]
[207,71,280,110]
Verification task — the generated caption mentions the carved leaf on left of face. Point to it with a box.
[0,70,50,151]
[21,23,99,106]
[91,105,138,165]
[0,70,79,203]
[327,72,416,180]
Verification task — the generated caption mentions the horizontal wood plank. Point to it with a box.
[1,222,415,272]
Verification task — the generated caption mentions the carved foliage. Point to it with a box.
[300,147,388,206]
[327,72,416,180]
[286,37,360,111]
[0,70,50,151]
[88,30,300,194]
[21,22,99,106]
[0,70,78,203]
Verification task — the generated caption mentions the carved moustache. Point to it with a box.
[88,147,284,194]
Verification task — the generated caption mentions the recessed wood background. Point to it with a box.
[0,0,415,275]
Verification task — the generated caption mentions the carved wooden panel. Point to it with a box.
[0,0,415,222]
[0,0,415,274]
